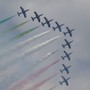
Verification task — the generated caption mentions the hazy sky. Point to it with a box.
[0,0,90,90]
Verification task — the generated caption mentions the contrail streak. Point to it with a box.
[15,25,40,39]
[0,64,19,83]
[21,35,61,57]
[8,60,60,90]
[26,73,58,90]
[16,30,50,47]
[4,20,30,34]
[0,25,40,48]
[1,30,50,55]
[0,35,60,73]
[48,85,58,90]
[0,15,16,24]
[42,49,59,60]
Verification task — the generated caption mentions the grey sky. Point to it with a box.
[0,0,90,90]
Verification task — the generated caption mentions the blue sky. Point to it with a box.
[0,0,90,90]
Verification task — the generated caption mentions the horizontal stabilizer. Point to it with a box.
[63,32,67,36]
[31,17,34,21]
[61,56,64,60]
[62,44,65,48]
[17,12,20,16]
[41,22,45,27]
[52,27,56,31]
[59,81,62,85]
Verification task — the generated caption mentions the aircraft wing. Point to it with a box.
[55,21,59,26]
[20,7,27,18]
[64,39,68,43]
[20,6,24,11]
[34,11,36,14]
[61,76,65,80]
[62,64,69,74]
[64,50,70,60]
[64,39,71,48]
[23,13,26,18]
[65,81,69,86]
[44,17,48,22]
[34,11,38,18]
[68,45,71,49]
[64,50,67,55]
[62,76,69,86]
[66,27,70,31]
[67,56,70,60]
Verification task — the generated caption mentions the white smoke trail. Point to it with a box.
[17,30,51,47]
[21,35,61,57]
[42,49,59,61]
[0,35,61,73]
[0,30,51,55]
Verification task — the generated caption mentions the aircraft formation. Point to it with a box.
[17,6,75,35]
[17,6,75,87]
[0,6,75,90]
[59,27,74,86]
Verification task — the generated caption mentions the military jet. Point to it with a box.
[60,64,71,74]
[41,17,53,27]
[62,39,73,49]
[63,27,75,37]
[59,76,71,86]
[31,11,43,22]
[17,6,29,18]
[61,50,73,60]
[52,21,64,32]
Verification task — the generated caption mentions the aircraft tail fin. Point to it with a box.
[41,22,45,27]
[63,32,67,36]
[52,27,56,31]
[17,12,20,16]
[61,56,64,60]
[62,44,65,48]
[31,17,34,21]
[59,81,63,85]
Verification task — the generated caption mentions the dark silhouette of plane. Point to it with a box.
[17,6,29,18]
[62,39,73,49]
[61,50,73,60]
[63,27,75,37]
[59,76,71,86]
[41,17,53,27]
[31,11,43,22]
[52,21,64,32]
[60,64,71,74]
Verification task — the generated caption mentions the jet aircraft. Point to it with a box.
[31,11,43,22]
[17,6,29,18]
[41,17,53,27]
[62,39,73,49]
[63,27,75,37]
[59,76,71,86]
[60,64,71,74]
[61,50,73,60]
[53,21,64,32]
